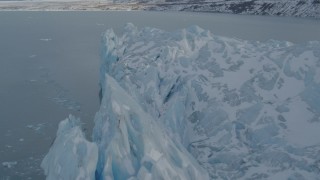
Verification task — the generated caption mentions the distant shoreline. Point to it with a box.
[0,1,146,11]
[0,0,319,19]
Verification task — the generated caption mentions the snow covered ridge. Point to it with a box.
[42,24,320,179]
[146,0,320,19]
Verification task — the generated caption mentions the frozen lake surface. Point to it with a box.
[0,11,319,179]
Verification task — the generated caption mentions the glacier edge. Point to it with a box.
[42,23,320,179]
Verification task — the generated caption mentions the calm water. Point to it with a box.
[0,11,319,179]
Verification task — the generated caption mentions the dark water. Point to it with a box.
[0,11,319,179]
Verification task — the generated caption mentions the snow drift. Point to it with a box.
[42,24,320,179]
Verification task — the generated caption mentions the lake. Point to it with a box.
[0,11,319,179]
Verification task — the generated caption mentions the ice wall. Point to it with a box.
[41,24,209,179]
[42,75,208,180]
[93,74,209,179]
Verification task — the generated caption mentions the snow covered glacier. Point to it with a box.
[42,24,320,179]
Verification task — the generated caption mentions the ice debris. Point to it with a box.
[2,161,17,168]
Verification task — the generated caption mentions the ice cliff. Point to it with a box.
[41,25,209,179]
[42,24,320,179]
[41,74,209,180]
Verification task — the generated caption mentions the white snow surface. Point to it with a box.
[42,24,320,179]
